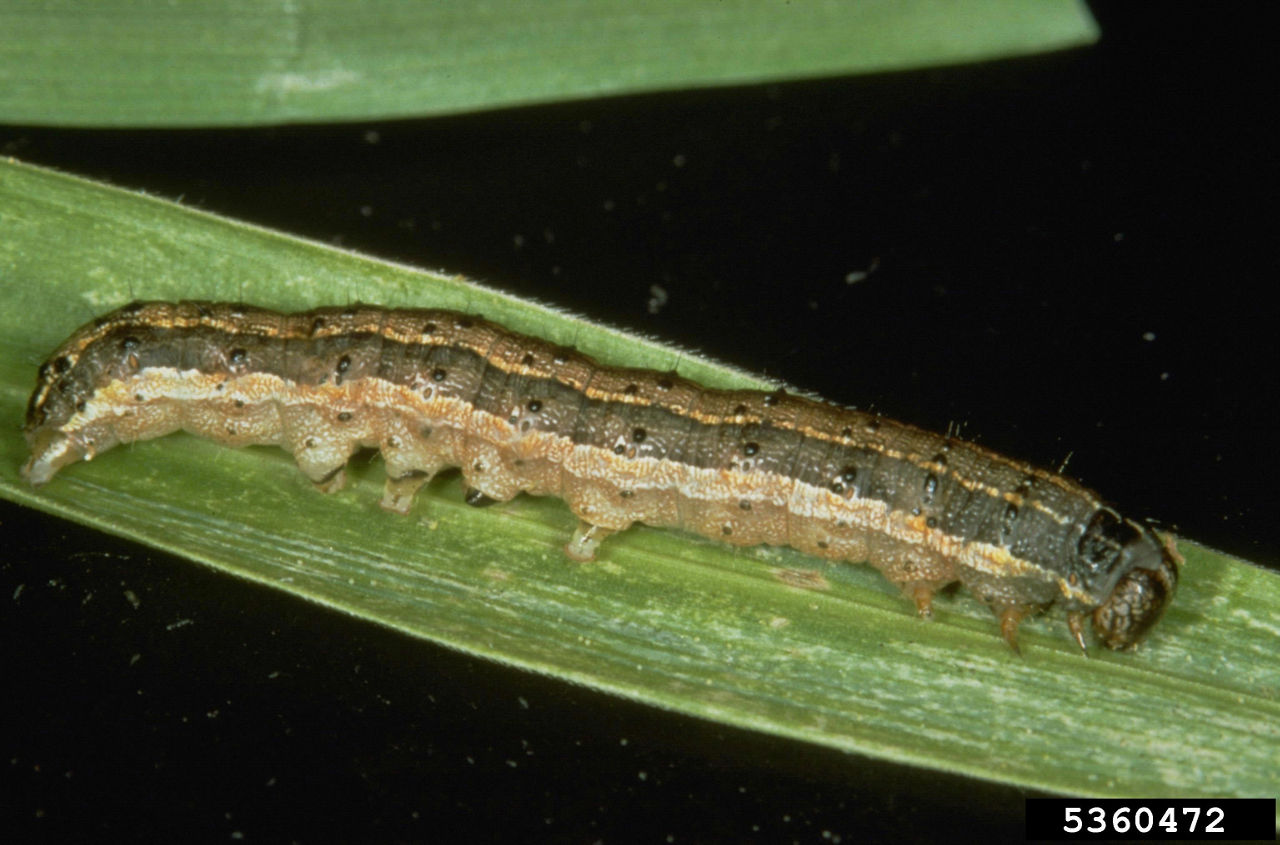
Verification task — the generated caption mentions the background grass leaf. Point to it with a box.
[1,158,1276,820]
[1,0,1097,127]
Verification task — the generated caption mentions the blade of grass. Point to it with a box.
[0,0,1097,127]
[0,158,1276,818]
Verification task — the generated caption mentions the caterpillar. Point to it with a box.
[22,301,1180,652]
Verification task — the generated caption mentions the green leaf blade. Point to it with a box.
[1,0,1098,127]
[0,158,1276,822]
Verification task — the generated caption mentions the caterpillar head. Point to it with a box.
[1079,509,1181,650]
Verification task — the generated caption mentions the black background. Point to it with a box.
[3,3,1277,842]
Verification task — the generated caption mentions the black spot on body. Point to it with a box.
[310,317,326,335]
[455,318,474,329]
[53,356,71,374]
[337,412,353,422]
[423,322,437,335]
[922,473,939,503]
[743,442,759,457]
[632,427,646,443]
[657,378,673,391]
[229,348,247,366]
[521,352,535,367]
[526,399,542,412]
[624,383,639,395]
[432,368,447,382]
[1001,504,1019,539]
[763,393,779,407]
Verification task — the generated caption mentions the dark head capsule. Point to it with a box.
[1083,514,1181,650]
